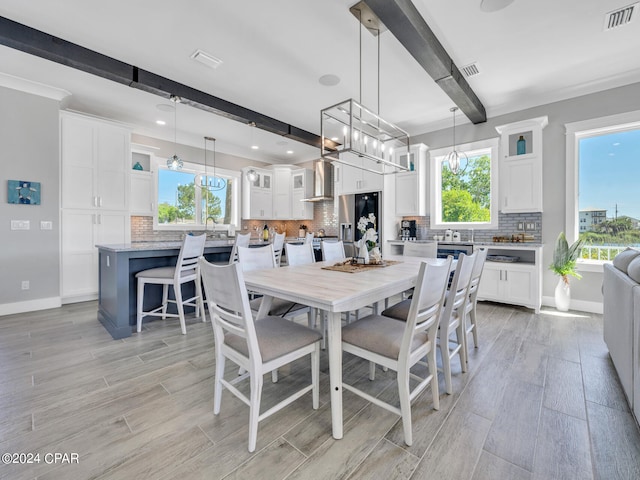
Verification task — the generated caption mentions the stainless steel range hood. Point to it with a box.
[302,160,334,202]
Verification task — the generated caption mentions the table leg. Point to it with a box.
[327,310,343,439]
[255,295,273,320]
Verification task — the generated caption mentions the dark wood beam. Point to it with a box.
[0,16,322,148]
[362,0,487,124]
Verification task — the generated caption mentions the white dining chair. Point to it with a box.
[438,252,475,394]
[229,232,251,264]
[341,257,452,446]
[136,233,206,335]
[199,259,321,453]
[272,232,286,266]
[403,241,438,258]
[285,242,316,266]
[304,231,314,244]
[463,248,488,355]
[321,240,346,262]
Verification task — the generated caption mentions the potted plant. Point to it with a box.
[549,232,584,311]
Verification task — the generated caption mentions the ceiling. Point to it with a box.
[1,0,639,164]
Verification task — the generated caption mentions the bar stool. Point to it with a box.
[136,234,206,335]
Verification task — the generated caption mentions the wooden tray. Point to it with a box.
[321,260,402,273]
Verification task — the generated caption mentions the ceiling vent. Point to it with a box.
[190,49,223,69]
[604,3,638,30]
[460,63,480,78]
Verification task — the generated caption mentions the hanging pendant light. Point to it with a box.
[167,95,184,170]
[204,136,226,191]
[444,107,468,175]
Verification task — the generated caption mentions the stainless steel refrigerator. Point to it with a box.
[338,191,382,258]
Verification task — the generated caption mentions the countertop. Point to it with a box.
[387,239,543,247]
[96,238,270,252]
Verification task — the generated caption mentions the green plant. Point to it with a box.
[299,224,307,230]
[550,232,584,284]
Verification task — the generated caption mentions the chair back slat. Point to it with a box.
[304,232,314,244]
[403,241,437,258]
[174,234,206,280]
[237,245,277,272]
[468,248,488,293]
[272,232,286,266]
[440,252,476,332]
[321,240,346,262]
[285,242,315,266]
[229,232,252,264]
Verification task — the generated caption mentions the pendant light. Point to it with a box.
[167,95,184,170]
[444,107,468,175]
[204,136,226,191]
[245,121,259,183]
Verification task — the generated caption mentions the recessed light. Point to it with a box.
[156,120,166,125]
[156,103,174,112]
[277,140,288,146]
[191,49,223,69]
[286,150,294,154]
[319,74,340,86]
[251,145,259,150]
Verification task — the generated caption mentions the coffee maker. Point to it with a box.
[400,220,417,240]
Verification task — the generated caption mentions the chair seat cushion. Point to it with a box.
[249,297,307,317]
[136,266,196,279]
[342,314,428,360]
[225,316,322,363]
[381,299,411,321]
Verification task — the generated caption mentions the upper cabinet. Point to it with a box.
[129,149,155,216]
[338,158,384,195]
[290,168,314,220]
[243,167,273,219]
[242,166,313,220]
[495,116,548,213]
[61,111,130,211]
[394,143,428,216]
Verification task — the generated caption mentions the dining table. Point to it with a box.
[242,253,452,440]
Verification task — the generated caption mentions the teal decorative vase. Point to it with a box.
[516,136,526,155]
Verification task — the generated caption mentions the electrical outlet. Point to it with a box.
[517,222,524,231]
[21,280,29,290]
[525,222,536,231]
[11,220,30,230]
[40,221,53,230]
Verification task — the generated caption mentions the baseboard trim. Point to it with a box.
[542,295,603,314]
[0,297,62,317]
[62,293,98,304]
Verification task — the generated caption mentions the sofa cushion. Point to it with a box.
[627,256,640,283]
[612,247,640,274]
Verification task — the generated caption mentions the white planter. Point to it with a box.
[554,277,571,312]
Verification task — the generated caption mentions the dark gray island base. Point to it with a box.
[97,241,235,339]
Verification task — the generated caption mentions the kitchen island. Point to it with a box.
[96,239,267,339]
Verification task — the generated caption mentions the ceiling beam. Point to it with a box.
[362,0,487,124]
[0,16,322,148]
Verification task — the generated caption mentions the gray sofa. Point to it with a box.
[603,247,640,423]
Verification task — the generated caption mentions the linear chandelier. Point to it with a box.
[320,3,410,174]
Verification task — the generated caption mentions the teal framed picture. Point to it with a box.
[8,180,41,205]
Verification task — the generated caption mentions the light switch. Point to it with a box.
[40,221,53,230]
[11,220,30,230]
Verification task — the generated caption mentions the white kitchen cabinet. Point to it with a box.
[61,111,130,211]
[291,168,314,219]
[273,167,292,219]
[60,111,131,302]
[476,245,542,312]
[338,158,383,194]
[129,170,154,216]
[495,117,548,213]
[242,167,273,219]
[61,209,130,300]
[395,143,427,216]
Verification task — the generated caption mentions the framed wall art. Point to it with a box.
[8,180,41,205]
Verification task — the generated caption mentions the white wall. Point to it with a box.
[413,81,640,311]
[0,86,61,315]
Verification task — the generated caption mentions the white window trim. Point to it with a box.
[152,158,241,231]
[565,109,640,272]
[429,137,499,230]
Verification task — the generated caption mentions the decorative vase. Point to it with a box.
[555,277,571,311]
[358,240,370,264]
[370,246,382,264]
[517,135,526,155]
[298,229,306,238]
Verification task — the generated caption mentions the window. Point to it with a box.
[153,159,241,230]
[429,138,499,229]
[566,110,640,267]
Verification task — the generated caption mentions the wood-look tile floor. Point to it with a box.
[1,300,639,479]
